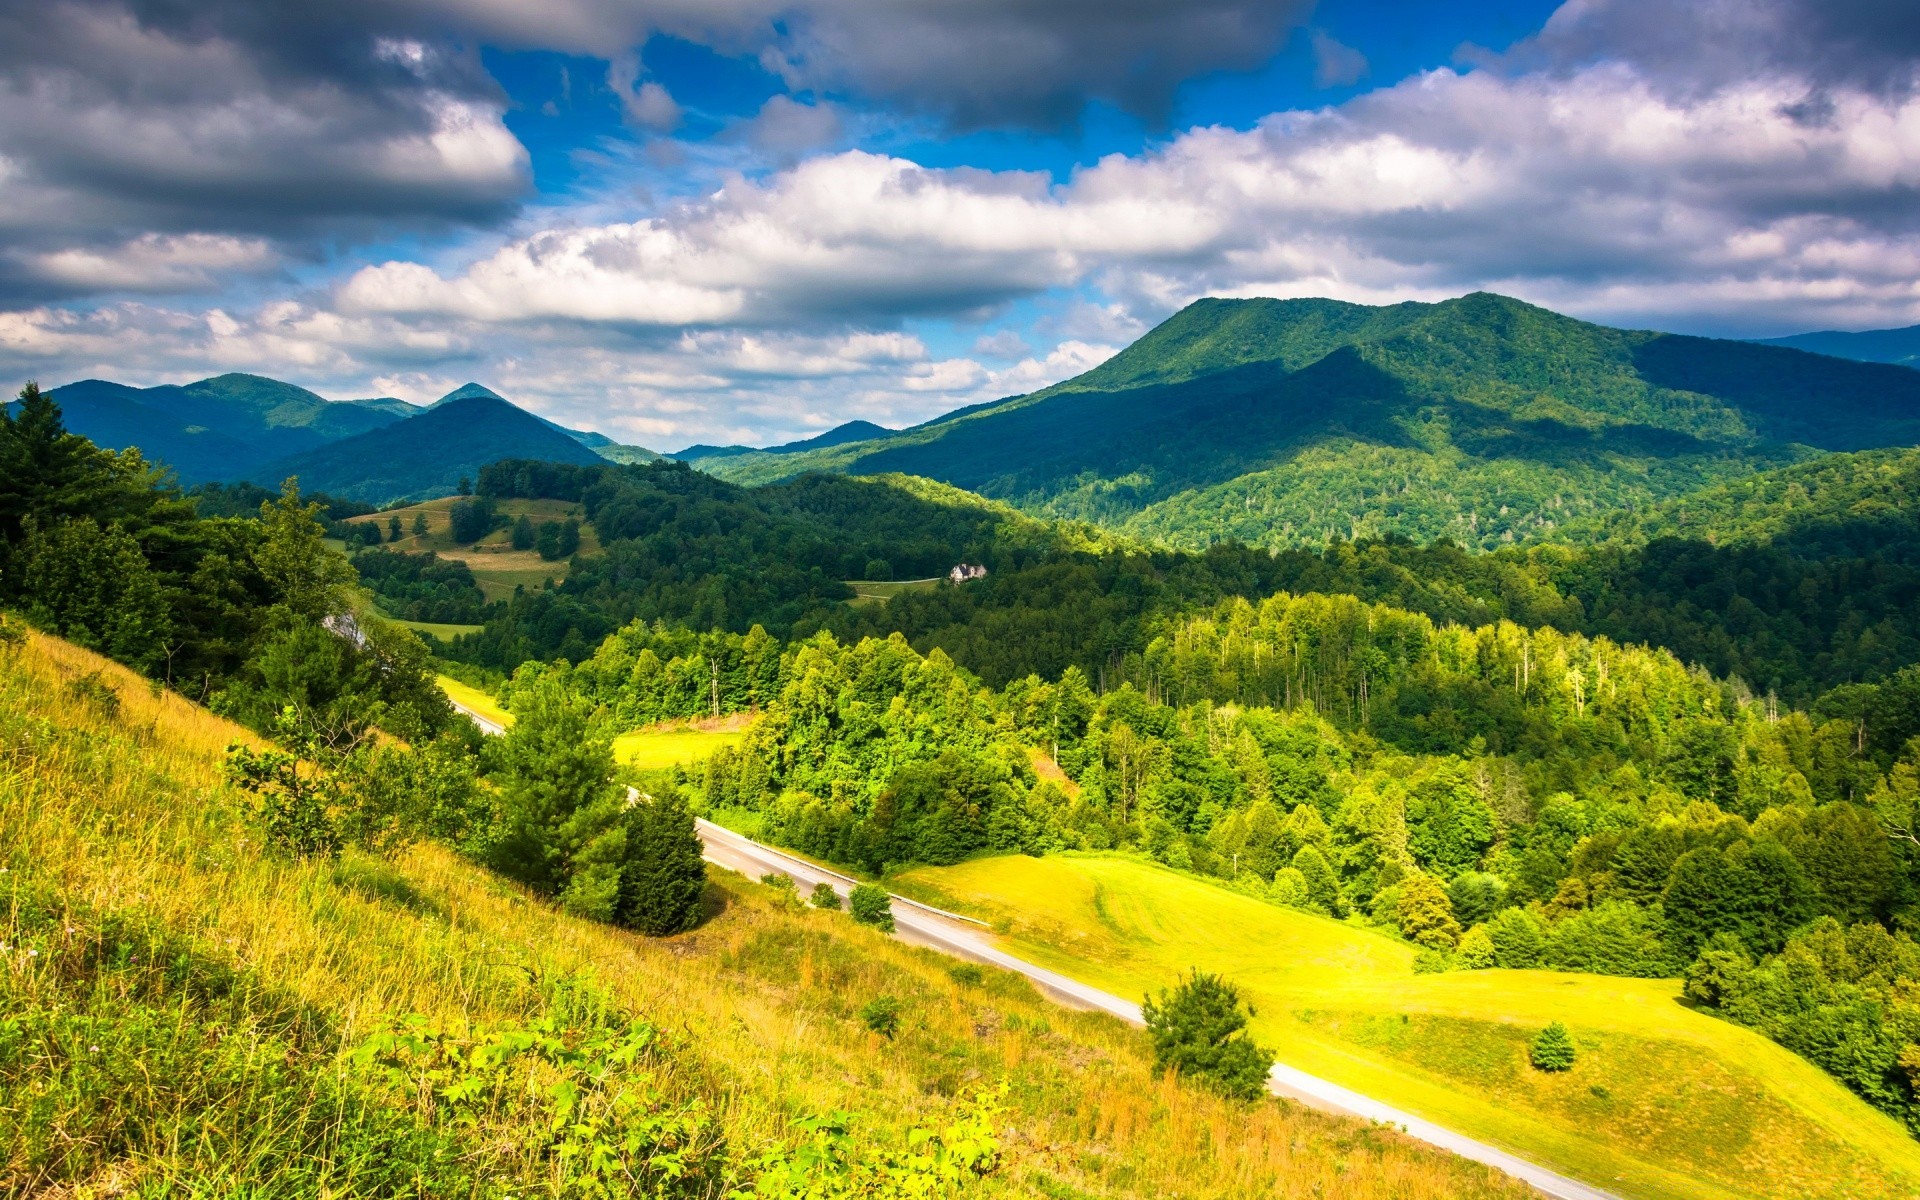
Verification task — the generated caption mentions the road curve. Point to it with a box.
[447,694,1618,1200]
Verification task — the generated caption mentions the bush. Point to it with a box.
[859,995,901,1038]
[1413,948,1454,974]
[810,881,841,909]
[1530,1022,1577,1072]
[1141,969,1275,1102]
[948,963,985,987]
[848,883,894,932]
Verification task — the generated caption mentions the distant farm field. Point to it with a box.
[844,578,942,607]
[895,853,1920,1200]
[349,496,596,601]
[613,721,750,769]
[387,616,484,640]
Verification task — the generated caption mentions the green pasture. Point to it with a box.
[896,853,1920,1200]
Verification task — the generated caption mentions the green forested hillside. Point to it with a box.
[40,373,416,482]
[703,292,1920,550]
[1759,324,1920,370]
[256,395,610,506]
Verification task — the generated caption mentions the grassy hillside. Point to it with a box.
[349,495,599,601]
[897,854,1920,1200]
[702,292,1920,551]
[0,627,1534,1199]
[258,395,609,506]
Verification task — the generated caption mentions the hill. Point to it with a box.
[896,853,1920,1200]
[1758,324,1920,369]
[671,418,895,462]
[256,394,608,504]
[701,293,1920,551]
[0,624,1529,1200]
[41,372,414,482]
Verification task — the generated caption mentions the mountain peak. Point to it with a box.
[432,382,506,407]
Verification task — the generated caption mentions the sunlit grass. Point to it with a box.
[435,673,512,728]
[613,726,748,769]
[898,853,1920,1200]
[0,630,1537,1199]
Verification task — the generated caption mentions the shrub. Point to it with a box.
[848,883,894,932]
[1530,1022,1577,1072]
[859,995,901,1038]
[809,881,841,909]
[1269,866,1309,907]
[948,962,985,987]
[1141,969,1275,1102]
[1413,948,1454,974]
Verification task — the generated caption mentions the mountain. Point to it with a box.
[671,419,895,462]
[1756,324,1920,369]
[701,292,1920,551]
[254,393,609,505]
[42,372,414,482]
[429,381,660,464]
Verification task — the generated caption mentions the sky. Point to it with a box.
[2,0,1917,451]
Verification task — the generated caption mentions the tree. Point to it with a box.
[254,479,355,622]
[487,673,618,897]
[1141,970,1275,1101]
[1291,844,1344,915]
[457,476,473,496]
[448,497,494,544]
[1396,871,1463,949]
[1529,1022,1577,1072]
[810,881,841,909]
[1486,906,1549,968]
[412,511,429,537]
[17,517,172,672]
[388,515,403,542]
[849,882,894,932]
[512,514,536,551]
[616,787,706,935]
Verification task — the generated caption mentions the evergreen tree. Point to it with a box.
[1291,844,1344,915]
[1529,1022,1577,1072]
[412,511,429,537]
[487,674,617,896]
[616,787,706,936]
[512,514,536,551]
[1141,970,1275,1101]
[388,515,403,542]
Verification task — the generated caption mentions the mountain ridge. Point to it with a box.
[699,291,1920,551]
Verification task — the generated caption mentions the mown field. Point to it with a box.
[895,854,1920,1200]
[435,676,748,769]
[347,496,599,601]
[844,577,943,608]
[0,629,1536,1200]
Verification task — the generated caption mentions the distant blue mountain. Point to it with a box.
[670,419,895,462]
[1756,324,1920,369]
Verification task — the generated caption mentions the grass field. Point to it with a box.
[0,629,1536,1200]
[895,854,1920,1200]
[844,577,942,607]
[613,721,750,769]
[388,616,485,640]
[348,497,598,601]
[435,674,513,729]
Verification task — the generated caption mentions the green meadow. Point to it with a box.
[897,853,1920,1200]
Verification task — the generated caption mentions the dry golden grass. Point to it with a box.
[0,629,1536,1199]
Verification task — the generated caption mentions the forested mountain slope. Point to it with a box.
[256,394,611,506]
[1759,324,1920,370]
[704,292,1920,550]
[40,373,415,482]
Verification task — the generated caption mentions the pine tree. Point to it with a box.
[1529,1021,1577,1071]
[1141,969,1275,1101]
[616,787,707,936]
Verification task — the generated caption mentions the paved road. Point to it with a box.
[448,695,1619,1200]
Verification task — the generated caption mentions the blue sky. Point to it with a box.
[2,0,1916,450]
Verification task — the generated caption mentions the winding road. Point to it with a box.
[448,694,1620,1200]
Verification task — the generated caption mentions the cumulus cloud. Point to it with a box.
[1311,31,1368,89]
[333,54,1920,337]
[0,0,528,304]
